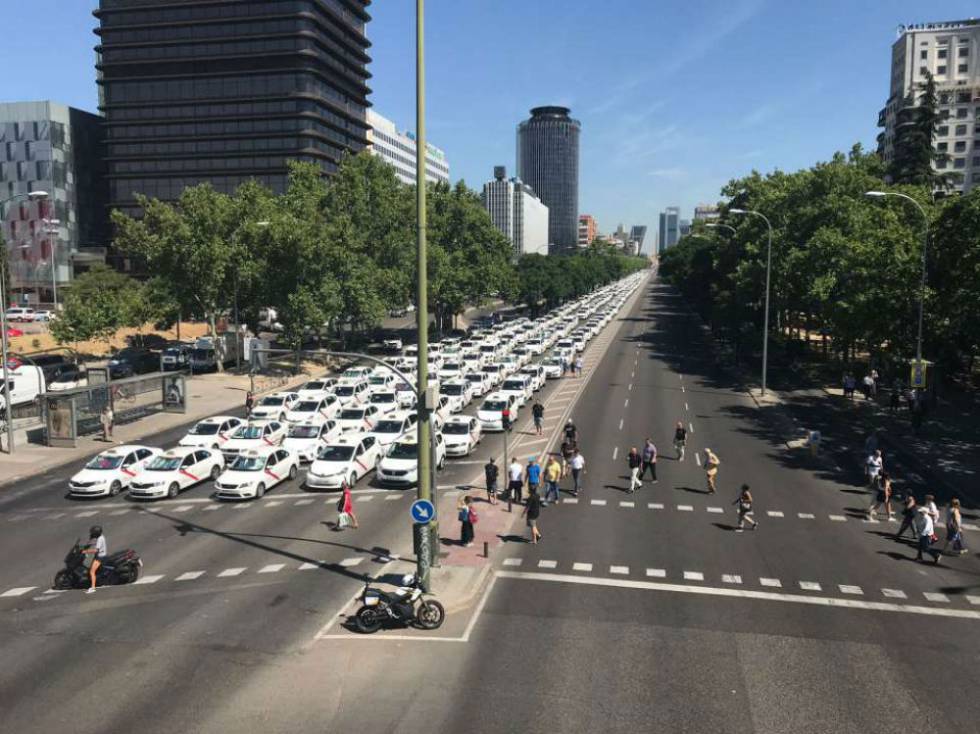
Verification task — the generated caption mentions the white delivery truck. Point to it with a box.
[189,333,242,372]
[0,365,45,416]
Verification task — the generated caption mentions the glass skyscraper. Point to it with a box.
[516,106,580,253]
[94,0,373,215]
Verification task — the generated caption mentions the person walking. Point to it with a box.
[569,448,586,496]
[913,505,940,564]
[895,494,918,540]
[941,498,968,556]
[574,356,583,378]
[543,454,562,505]
[525,456,542,503]
[501,404,512,434]
[244,390,255,419]
[861,373,874,400]
[531,400,545,436]
[336,481,358,531]
[673,421,687,461]
[507,456,524,505]
[733,485,758,532]
[922,493,940,525]
[704,448,720,494]
[458,495,475,547]
[560,436,577,478]
[100,404,114,443]
[865,449,883,488]
[627,447,642,493]
[522,485,543,544]
[867,470,893,521]
[639,438,658,483]
[563,420,578,445]
[484,456,499,505]
[870,368,880,397]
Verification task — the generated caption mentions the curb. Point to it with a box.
[435,563,493,615]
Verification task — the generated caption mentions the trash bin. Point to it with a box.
[808,430,821,457]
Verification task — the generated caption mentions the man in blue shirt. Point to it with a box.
[525,457,541,501]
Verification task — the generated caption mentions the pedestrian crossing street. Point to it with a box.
[499,557,980,611]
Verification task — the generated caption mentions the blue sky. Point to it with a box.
[3,1,978,251]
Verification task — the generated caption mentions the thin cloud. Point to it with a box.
[647,168,686,179]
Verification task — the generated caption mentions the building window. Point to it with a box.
[919,66,929,75]
[955,141,967,152]
[921,50,928,60]
[938,48,948,59]
[953,158,966,169]
[956,124,968,136]
[958,64,968,73]
[959,46,969,58]
[940,92,951,104]
[937,159,948,169]
[938,125,949,136]
[937,65,947,75]
[938,142,949,152]
[973,156,980,167]
[957,91,971,103]
[957,108,969,119]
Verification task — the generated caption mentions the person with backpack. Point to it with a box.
[484,457,499,505]
[458,495,476,547]
[673,421,687,461]
[733,485,758,532]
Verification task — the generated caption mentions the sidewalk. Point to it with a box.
[0,370,306,488]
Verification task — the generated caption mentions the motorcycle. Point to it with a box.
[53,540,142,590]
[353,574,445,634]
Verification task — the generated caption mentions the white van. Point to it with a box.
[5,307,35,323]
[0,366,45,412]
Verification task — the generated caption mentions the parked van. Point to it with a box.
[0,366,45,413]
[4,307,35,323]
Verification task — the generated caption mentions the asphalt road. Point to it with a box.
[3,275,978,734]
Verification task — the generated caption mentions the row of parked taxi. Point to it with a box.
[65,272,645,501]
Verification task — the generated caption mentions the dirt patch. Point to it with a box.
[7,322,212,359]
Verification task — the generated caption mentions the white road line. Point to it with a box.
[695,453,701,466]
[384,494,401,501]
[175,571,205,582]
[798,513,815,519]
[799,581,822,591]
[265,501,283,507]
[646,568,666,578]
[685,402,689,411]
[688,423,694,434]
[502,558,523,567]
[537,560,557,569]
[75,510,98,518]
[47,513,66,520]
[677,504,694,512]
[683,571,704,581]
[628,383,633,391]
[923,592,950,603]
[360,496,374,502]
[1,587,37,597]
[610,565,630,575]
[882,588,907,599]
[612,446,619,460]
[496,571,980,620]
[839,585,863,595]
[681,386,685,393]
[631,371,635,378]
[591,499,607,506]
[572,563,593,572]
[232,503,249,510]
[218,567,246,577]
[722,575,742,585]
[760,578,782,588]
[339,558,363,568]
[619,501,635,508]
[619,418,624,431]
[707,506,724,514]
[966,596,980,605]
[258,563,286,574]
[767,510,784,518]
[648,502,664,510]
[109,509,131,516]
[624,398,629,408]
[134,575,164,585]
[295,498,315,505]
[299,561,325,570]
[829,515,847,522]
[202,505,221,512]
[173,505,194,513]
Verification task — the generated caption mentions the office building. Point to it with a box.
[94,0,373,215]
[629,225,647,252]
[482,166,549,258]
[679,219,691,238]
[578,214,597,247]
[0,101,107,305]
[877,19,980,193]
[658,207,680,254]
[694,203,721,221]
[517,106,580,253]
[367,109,450,185]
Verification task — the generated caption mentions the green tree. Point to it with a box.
[49,265,138,349]
[887,71,956,190]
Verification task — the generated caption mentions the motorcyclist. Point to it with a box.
[81,525,107,594]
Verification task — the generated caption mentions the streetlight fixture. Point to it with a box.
[728,208,774,395]
[865,191,929,367]
[707,223,741,362]
[43,218,61,311]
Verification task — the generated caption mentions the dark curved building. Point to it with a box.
[94,0,372,215]
[516,106,580,253]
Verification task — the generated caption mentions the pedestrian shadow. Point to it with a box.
[677,486,712,495]
[497,533,529,544]
[843,507,869,519]
[711,522,738,532]
[603,483,630,493]
[876,550,916,563]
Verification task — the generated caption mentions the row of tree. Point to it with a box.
[51,152,647,362]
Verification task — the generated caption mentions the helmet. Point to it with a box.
[89,525,103,538]
[401,573,416,586]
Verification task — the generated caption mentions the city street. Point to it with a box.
[1,275,977,733]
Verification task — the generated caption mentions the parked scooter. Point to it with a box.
[353,574,445,634]
[53,541,142,590]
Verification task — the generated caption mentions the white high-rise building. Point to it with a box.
[366,109,450,185]
[482,167,549,258]
[877,19,980,193]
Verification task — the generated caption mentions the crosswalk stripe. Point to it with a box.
[572,563,592,572]
[1,587,37,597]
[360,496,375,502]
[619,501,635,508]
[218,567,246,577]
[767,511,784,518]
[677,505,693,512]
[109,509,131,516]
[882,588,907,599]
[591,499,607,506]
[295,499,315,506]
[707,507,724,513]
[259,563,286,574]
[502,558,523,567]
[339,558,363,567]
[175,571,205,581]
[47,513,66,520]
[683,571,704,581]
[839,585,863,595]
[648,502,664,509]
[829,515,847,522]
[923,592,950,603]
[966,596,980,605]
[798,513,815,519]
[646,568,666,578]
[134,575,164,585]
[299,561,324,570]
[75,510,98,518]
[563,498,579,504]
[799,581,822,591]
[232,503,249,510]
[173,505,193,513]
[610,565,629,575]
[384,495,401,501]
[760,577,782,587]
[538,560,557,569]
[265,501,283,507]
[202,505,221,511]
[722,574,742,585]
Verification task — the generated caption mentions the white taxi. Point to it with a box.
[367,390,399,416]
[214,446,299,500]
[463,371,491,398]
[296,377,337,401]
[220,420,286,461]
[331,380,369,406]
[394,380,417,409]
[370,412,418,450]
[178,415,244,450]
[337,404,381,433]
[283,419,341,463]
[305,434,381,490]
[376,431,446,487]
[128,447,224,499]
[500,375,532,408]
[68,445,161,498]
[440,416,482,457]
[478,392,519,432]
[540,356,564,380]
[248,391,299,421]
[284,395,339,424]
[439,380,472,414]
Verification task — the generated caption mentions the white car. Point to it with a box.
[433,395,453,429]
[331,380,369,406]
[478,393,519,432]
[500,375,532,408]
[438,361,463,381]
[284,395,339,424]
[481,364,504,388]
[306,434,381,490]
[540,356,564,380]
[220,420,287,461]
[337,404,381,433]
[441,415,482,457]
[128,447,224,499]
[283,419,341,462]
[463,371,491,398]
[214,446,299,500]
[525,338,545,355]
[376,432,446,487]
[394,380,417,409]
[68,445,161,498]
[249,391,299,421]
[368,390,399,415]
[370,413,418,450]
[179,415,244,449]
[383,338,403,352]
[520,365,546,392]
[439,380,472,413]
[340,366,373,382]
[296,377,337,401]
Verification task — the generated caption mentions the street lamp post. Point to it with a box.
[865,191,929,365]
[43,218,61,311]
[707,223,740,362]
[0,190,49,454]
[729,208,774,395]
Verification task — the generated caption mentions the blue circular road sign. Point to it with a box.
[410,499,436,524]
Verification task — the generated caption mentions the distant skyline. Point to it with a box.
[3,1,979,254]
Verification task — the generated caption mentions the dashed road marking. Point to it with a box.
[572,563,593,572]
[695,453,701,466]
[646,568,666,578]
[202,505,221,512]
[619,501,635,508]
[384,495,401,501]
[839,585,863,595]
[760,578,782,588]
[966,596,980,605]
[688,423,694,434]
[683,571,704,581]
[1,587,37,597]
[339,558,363,568]
[563,498,579,504]
[259,563,286,574]
[502,558,523,567]
[612,447,619,460]
[799,581,822,591]
[218,567,247,577]
[829,515,847,522]
[624,399,629,408]
[109,509,131,516]
[767,511,784,518]
[685,402,689,411]
[619,419,623,431]
[882,588,907,599]
[176,571,205,582]
[707,506,724,514]
[798,513,815,519]
[591,499,607,506]
[677,504,693,512]
[648,502,664,510]
[75,510,98,518]
[923,592,950,603]
[295,499,315,506]
[610,565,630,575]
[360,496,374,502]
[265,501,283,507]
[722,575,742,585]
[537,560,557,569]
[134,575,164,585]
[173,505,194,513]
[299,561,324,570]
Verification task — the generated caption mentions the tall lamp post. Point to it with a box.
[707,223,740,362]
[43,218,61,310]
[0,190,49,454]
[865,191,929,367]
[728,208,774,395]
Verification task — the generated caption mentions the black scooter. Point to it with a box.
[53,541,142,590]
[353,575,445,634]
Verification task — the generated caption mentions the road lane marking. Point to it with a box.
[646,568,666,578]
[360,496,374,502]
[610,566,629,575]
[299,561,325,570]
[109,509,131,516]
[760,578,782,587]
[829,515,847,522]
[339,558,363,568]
[839,585,863,595]
[923,592,950,603]
[173,505,194,513]
[202,505,221,511]
[612,446,618,460]
[695,453,701,466]
[176,571,205,581]
[685,402,689,411]
[798,513,815,519]
[681,386,685,393]
[259,564,286,574]
[683,571,704,581]
[707,507,724,514]
[966,596,980,605]
[722,575,742,585]
[619,419,623,431]
[648,502,664,509]
[47,513,66,520]
[767,511,784,518]
[677,504,693,511]
[135,575,164,585]
[218,567,247,577]
[882,588,907,599]
[496,571,980,620]
[502,558,523,567]
[620,501,635,508]
[572,563,593,572]
[799,581,822,591]
[624,399,629,408]
[384,495,401,501]
[1,587,37,597]
[265,501,283,507]
[563,498,579,504]
[591,499,607,506]
[75,511,98,518]
[537,560,557,569]
[628,383,632,391]
[688,423,694,434]
[295,499,315,505]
